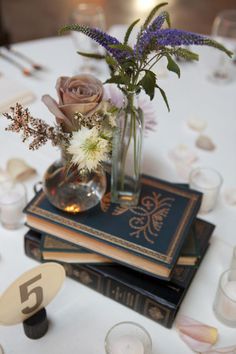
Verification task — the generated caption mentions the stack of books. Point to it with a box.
[24,175,215,328]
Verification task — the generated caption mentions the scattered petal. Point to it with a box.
[176,315,218,352]
[169,144,198,165]
[0,168,10,183]
[202,345,236,354]
[6,158,37,182]
[175,162,192,180]
[179,333,215,352]
[187,117,207,132]
[196,135,216,151]
[224,188,236,206]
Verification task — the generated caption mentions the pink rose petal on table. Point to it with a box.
[201,345,236,354]
[224,188,236,206]
[168,145,198,180]
[176,315,218,352]
[169,144,198,165]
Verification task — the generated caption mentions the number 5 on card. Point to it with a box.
[0,263,65,325]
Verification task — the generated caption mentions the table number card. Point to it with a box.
[0,263,65,325]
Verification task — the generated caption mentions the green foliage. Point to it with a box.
[124,19,140,45]
[142,2,168,29]
[174,48,199,61]
[109,43,134,54]
[105,55,117,67]
[156,84,170,111]
[105,75,130,86]
[203,38,233,57]
[139,71,156,100]
[77,51,105,59]
[163,11,171,28]
[59,24,79,35]
[60,3,233,111]
[165,54,181,77]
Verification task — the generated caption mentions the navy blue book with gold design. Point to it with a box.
[24,175,202,280]
[24,217,214,328]
[40,222,206,266]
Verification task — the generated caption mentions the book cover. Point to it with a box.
[24,175,202,279]
[41,234,112,264]
[41,216,214,266]
[177,217,215,265]
[24,225,212,328]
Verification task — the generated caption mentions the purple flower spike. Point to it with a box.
[135,11,170,57]
[155,29,206,46]
[135,25,232,59]
[61,24,134,62]
[148,11,170,31]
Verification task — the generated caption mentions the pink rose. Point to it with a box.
[42,74,103,132]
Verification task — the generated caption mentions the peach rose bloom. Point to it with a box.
[42,74,103,132]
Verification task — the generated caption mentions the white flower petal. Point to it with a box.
[176,315,218,352]
[68,127,110,171]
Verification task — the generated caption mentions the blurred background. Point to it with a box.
[1,0,236,44]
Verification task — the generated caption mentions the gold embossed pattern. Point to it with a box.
[101,192,174,244]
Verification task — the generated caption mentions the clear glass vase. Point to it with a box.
[43,149,107,213]
[111,92,144,207]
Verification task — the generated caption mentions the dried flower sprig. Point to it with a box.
[2,101,117,173]
[2,103,69,150]
[73,101,118,131]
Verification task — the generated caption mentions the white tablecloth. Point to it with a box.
[0,28,236,353]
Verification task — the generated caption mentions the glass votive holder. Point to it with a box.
[105,321,152,354]
[0,181,27,230]
[70,2,106,75]
[213,268,236,327]
[189,167,223,213]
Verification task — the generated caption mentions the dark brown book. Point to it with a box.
[24,218,214,328]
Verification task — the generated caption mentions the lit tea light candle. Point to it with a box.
[0,182,26,229]
[110,335,144,354]
[105,322,152,354]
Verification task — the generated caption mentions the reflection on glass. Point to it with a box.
[209,9,236,83]
[105,321,152,354]
[189,167,223,214]
[213,268,236,327]
[0,181,27,229]
[70,2,106,76]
